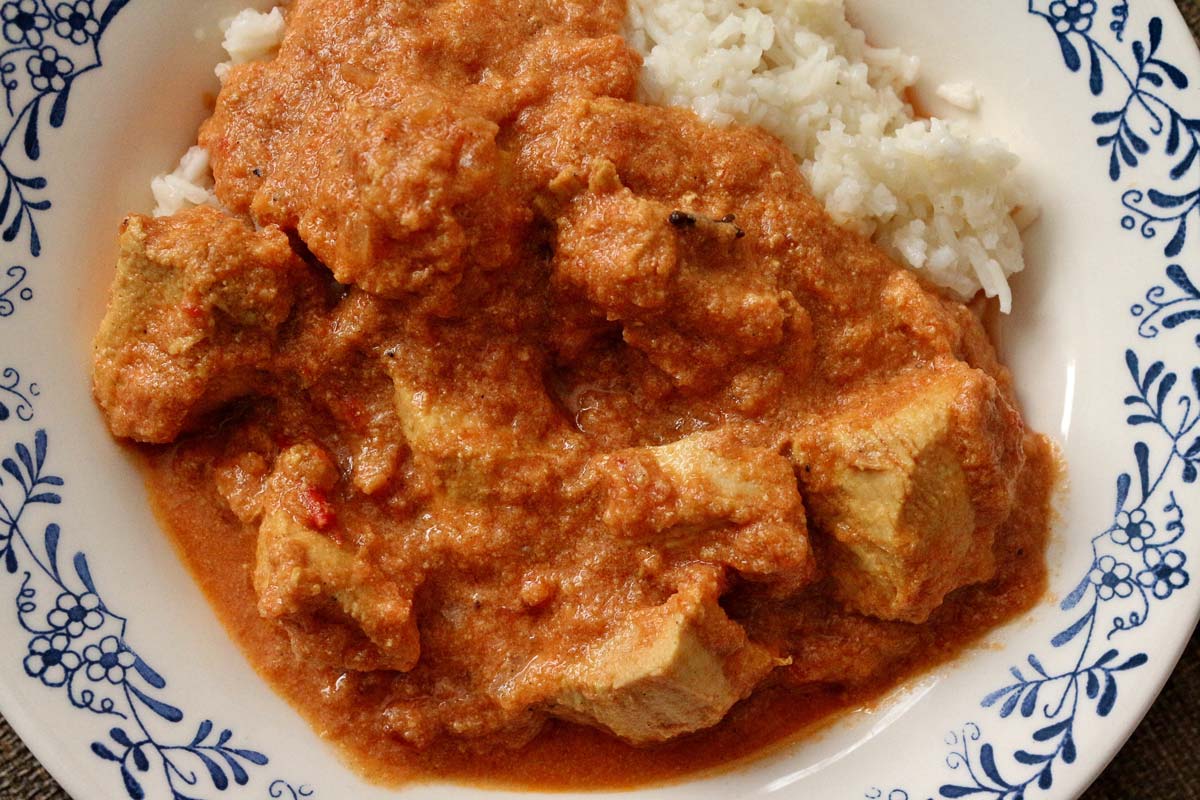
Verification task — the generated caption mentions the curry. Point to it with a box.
[91,0,1056,788]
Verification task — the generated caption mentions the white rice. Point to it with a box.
[150,146,218,218]
[625,0,1028,311]
[215,7,286,82]
[936,81,981,112]
[151,8,285,217]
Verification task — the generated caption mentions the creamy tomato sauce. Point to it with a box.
[143,437,1053,789]
[91,0,1057,789]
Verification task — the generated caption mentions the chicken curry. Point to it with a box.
[91,0,1056,788]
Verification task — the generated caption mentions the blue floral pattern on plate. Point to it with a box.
[0,431,278,799]
[0,1,1197,799]
[0,365,35,421]
[266,782,314,800]
[1033,0,1200,259]
[867,2,1200,798]
[0,1,306,797]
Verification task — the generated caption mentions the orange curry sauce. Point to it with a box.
[91,0,1057,789]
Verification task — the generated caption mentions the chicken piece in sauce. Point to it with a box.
[93,207,312,443]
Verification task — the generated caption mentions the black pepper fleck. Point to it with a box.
[668,210,697,228]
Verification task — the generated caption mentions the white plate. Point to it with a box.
[1,1,1198,798]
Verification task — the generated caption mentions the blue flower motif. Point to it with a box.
[1088,555,1134,601]
[82,635,136,684]
[1,0,49,46]
[24,633,81,687]
[52,0,97,45]
[26,45,72,92]
[0,432,280,797]
[46,589,102,637]
[1112,508,1155,551]
[1137,548,1189,600]
[1049,0,1096,34]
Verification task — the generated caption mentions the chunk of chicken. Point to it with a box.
[880,269,1016,401]
[385,324,580,502]
[550,568,776,744]
[92,207,308,443]
[589,431,814,595]
[550,160,809,389]
[792,362,1025,622]
[207,82,529,301]
[254,444,420,671]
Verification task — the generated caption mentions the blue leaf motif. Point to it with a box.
[73,551,96,594]
[1166,218,1188,257]
[1141,360,1164,391]
[1159,55,1191,85]
[1062,733,1077,764]
[1135,442,1151,501]
[1167,264,1200,297]
[1019,687,1038,718]
[1115,473,1131,513]
[1098,675,1118,716]
[49,81,71,128]
[1052,609,1093,647]
[2,458,24,487]
[1148,189,1196,208]
[128,684,183,723]
[131,656,165,689]
[999,689,1021,718]
[1013,750,1050,765]
[218,751,250,785]
[1061,572,1090,611]
[1170,143,1198,178]
[230,748,269,766]
[119,765,144,800]
[1114,653,1149,671]
[1032,720,1071,742]
[1026,655,1047,677]
[978,744,1010,787]
[1058,35,1082,71]
[1156,372,1177,413]
[22,98,39,161]
[91,743,119,761]
[99,0,132,32]
[1086,40,1103,94]
[190,719,213,746]
[43,523,58,577]
[981,684,1018,709]
[194,750,228,791]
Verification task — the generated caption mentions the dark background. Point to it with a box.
[2,1,1199,797]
